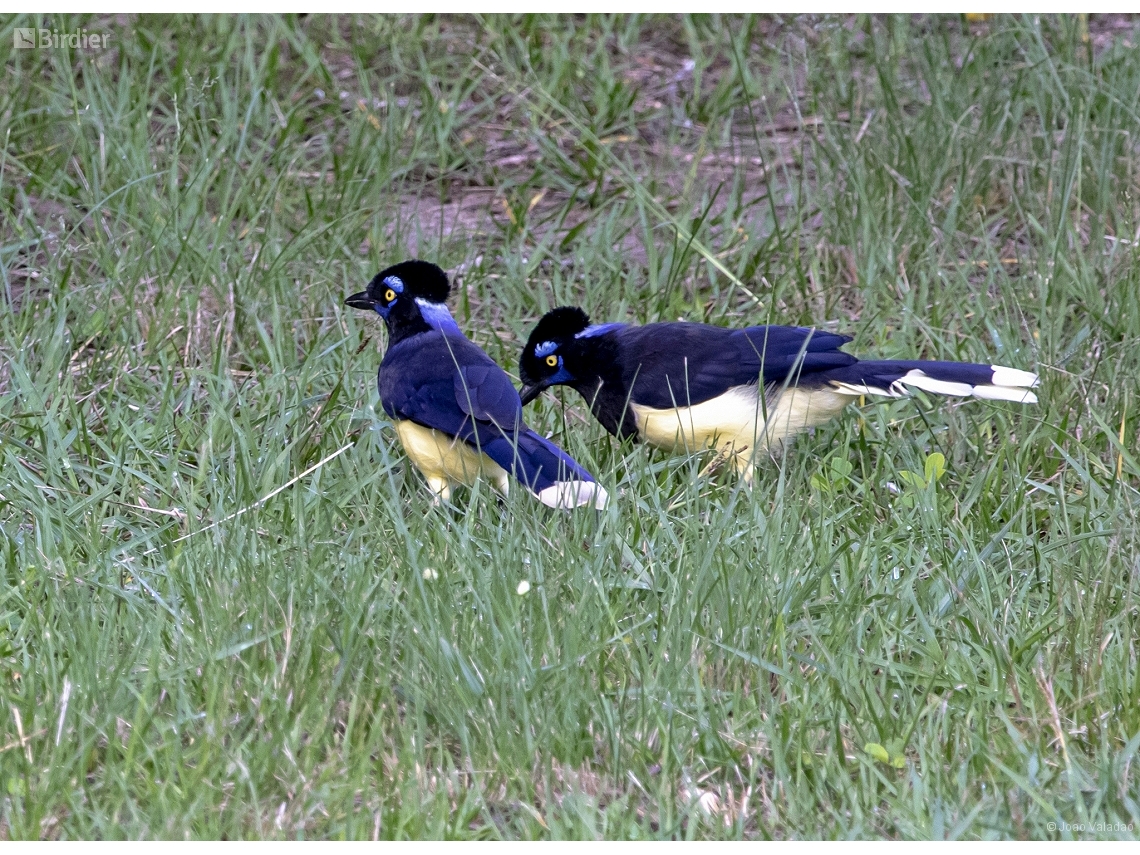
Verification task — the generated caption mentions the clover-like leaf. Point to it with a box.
[924,451,946,484]
[864,742,890,763]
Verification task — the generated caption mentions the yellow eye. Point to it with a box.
[545,355,558,368]
[384,288,396,302]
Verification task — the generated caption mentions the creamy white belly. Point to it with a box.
[629,384,852,476]
[394,419,510,500]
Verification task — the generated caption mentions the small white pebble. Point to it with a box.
[516,580,530,595]
[422,568,438,581]
[698,791,721,815]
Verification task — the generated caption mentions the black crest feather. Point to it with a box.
[369,259,451,303]
[526,307,591,348]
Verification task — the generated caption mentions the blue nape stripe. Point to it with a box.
[416,299,461,333]
[575,322,624,339]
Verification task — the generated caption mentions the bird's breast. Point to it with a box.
[394,420,508,486]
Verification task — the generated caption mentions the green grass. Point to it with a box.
[1,13,1139,840]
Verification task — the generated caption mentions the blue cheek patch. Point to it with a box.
[549,365,574,385]
[534,340,558,358]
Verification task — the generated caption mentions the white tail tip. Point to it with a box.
[833,365,1040,405]
[990,366,1040,388]
[971,386,1039,404]
[537,480,609,510]
[895,372,975,397]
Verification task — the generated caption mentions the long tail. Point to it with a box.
[481,429,609,510]
[824,360,1039,403]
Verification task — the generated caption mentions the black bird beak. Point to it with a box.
[519,382,547,406]
[344,290,374,311]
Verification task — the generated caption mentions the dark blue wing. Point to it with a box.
[453,361,523,430]
[379,331,518,443]
[378,330,599,500]
[616,322,857,409]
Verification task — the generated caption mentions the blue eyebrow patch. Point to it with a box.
[383,275,405,293]
[534,340,558,358]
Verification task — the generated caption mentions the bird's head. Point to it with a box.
[518,306,591,405]
[345,259,454,332]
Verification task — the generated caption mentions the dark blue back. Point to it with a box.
[613,322,857,408]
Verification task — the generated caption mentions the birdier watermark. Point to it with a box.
[14,27,112,50]
[1047,820,1135,834]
